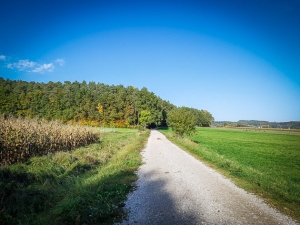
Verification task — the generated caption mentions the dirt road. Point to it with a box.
[118,130,298,225]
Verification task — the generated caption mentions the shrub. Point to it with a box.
[167,107,196,137]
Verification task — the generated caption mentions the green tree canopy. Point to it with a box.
[167,107,197,137]
[139,110,153,129]
[0,78,177,127]
[0,78,214,129]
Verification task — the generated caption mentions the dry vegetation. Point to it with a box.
[0,116,100,166]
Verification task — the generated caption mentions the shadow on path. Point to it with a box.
[118,170,204,225]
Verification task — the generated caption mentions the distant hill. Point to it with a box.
[213,120,300,129]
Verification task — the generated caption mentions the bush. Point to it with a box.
[167,107,196,137]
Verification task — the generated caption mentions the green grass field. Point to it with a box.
[0,128,149,225]
[100,127,139,133]
[160,127,300,221]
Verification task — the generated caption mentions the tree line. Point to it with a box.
[0,77,214,128]
[213,120,300,129]
[167,106,214,137]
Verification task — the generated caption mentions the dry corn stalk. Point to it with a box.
[0,116,100,166]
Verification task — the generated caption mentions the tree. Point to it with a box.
[0,78,178,127]
[96,103,104,126]
[167,107,196,137]
[199,110,214,127]
[139,110,152,129]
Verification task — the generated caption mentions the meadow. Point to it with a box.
[160,127,300,221]
[0,128,149,225]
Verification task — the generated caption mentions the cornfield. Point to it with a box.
[0,116,100,166]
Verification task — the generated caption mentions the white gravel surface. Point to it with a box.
[117,130,298,225]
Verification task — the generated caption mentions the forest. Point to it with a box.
[0,77,214,128]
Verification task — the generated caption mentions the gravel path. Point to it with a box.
[117,130,298,225]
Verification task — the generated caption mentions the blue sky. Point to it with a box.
[1,0,299,122]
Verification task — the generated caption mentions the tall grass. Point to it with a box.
[160,127,300,222]
[0,129,149,224]
[0,116,99,165]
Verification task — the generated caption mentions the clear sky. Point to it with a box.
[1,0,299,122]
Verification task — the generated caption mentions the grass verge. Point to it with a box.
[0,129,149,225]
[159,127,300,222]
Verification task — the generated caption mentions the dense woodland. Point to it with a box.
[0,78,214,128]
